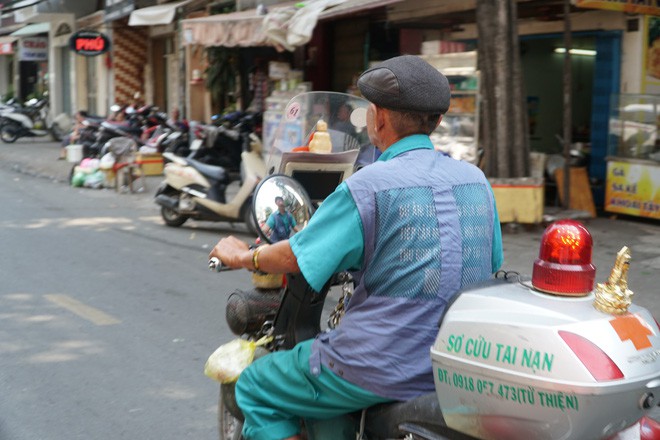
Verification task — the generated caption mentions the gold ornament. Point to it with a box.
[308,120,332,154]
[594,246,634,315]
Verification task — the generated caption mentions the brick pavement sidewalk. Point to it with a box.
[0,138,163,192]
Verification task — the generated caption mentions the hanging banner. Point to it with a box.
[18,37,48,61]
[573,0,660,16]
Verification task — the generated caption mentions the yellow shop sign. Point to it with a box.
[574,0,660,15]
[605,160,660,219]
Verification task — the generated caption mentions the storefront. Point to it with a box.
[403,5,626,209]
[73,11,112,117]
[10,9,78,117]
[127,0,193,114]
[604,13,660,220]
[9,24,50,102]
[180,0,401,122]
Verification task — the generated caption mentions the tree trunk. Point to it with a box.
[562,0,572,209]
[477,0,530,178]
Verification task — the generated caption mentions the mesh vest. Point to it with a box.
[310,148,495,400]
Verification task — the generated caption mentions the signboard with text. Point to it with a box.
[574,0,660,16]
[18,37,47,61]
[69,30,111,56]
[605,159,660,219]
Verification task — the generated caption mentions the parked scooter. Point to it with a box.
[190,112,262,176]
[85,105,151,158]
[143,112,190,157]
[0,94,67,143]
[209,92,660,440]
[0,98,21,129]
[154,130,267,234]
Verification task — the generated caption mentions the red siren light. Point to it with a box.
[532,220,596,296]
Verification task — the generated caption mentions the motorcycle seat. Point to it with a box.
[361,392,447,438]
[187,158,228,182]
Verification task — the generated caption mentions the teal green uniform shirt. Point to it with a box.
[290,135,504,292]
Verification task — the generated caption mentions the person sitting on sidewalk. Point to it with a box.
[58,110,88,160]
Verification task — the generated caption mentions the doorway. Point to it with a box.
[19,61,38,100]
[521,35,596,155]
[520,31,621,205]
[151,36,173,112]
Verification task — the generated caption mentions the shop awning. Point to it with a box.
[182,0,400,48]
[574,0,660,16]
[182,2,297,48]
[9,22,50,37]
[128,0,192,26]
[319,0,403,20]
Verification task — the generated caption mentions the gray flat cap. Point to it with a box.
[357,55,450,114]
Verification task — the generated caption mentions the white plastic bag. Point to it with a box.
[263,0,345,51]
[99,152,116,170]
[204,336,272,383]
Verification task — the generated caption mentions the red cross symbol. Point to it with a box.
[610,314,654,351]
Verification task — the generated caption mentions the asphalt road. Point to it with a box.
[0,164,256,440]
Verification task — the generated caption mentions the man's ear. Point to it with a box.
[434,115,443,131]
[374,105,386,133]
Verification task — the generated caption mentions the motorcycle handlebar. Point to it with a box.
[209,257,232,272]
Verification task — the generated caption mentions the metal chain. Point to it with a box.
[327,273,353,330]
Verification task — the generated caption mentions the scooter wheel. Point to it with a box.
[0,125,19,143]
[160,205,188,227]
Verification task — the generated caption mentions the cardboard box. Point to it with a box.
[489,177,545,224]
[136,153,164,176]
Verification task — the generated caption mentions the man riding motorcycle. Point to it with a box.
[210,55,504,440]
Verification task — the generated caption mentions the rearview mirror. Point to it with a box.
[253,175,314,244]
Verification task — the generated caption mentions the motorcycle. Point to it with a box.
[84,105,154,158]
[209,91,660,440]
[154,125,267,234]
[0,98,21,128]
[0,94,67,143]
[192,112,262,177]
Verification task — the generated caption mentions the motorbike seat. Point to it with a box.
[361,392,448,439]
[187,158,228,182]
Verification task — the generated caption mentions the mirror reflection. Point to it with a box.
[254,175,313,243]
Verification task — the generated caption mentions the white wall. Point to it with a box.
[621,17,644,94]
[48,15,75,116]
[0,57,11,99]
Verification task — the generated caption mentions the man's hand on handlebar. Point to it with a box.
[209,236,252,270]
